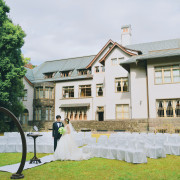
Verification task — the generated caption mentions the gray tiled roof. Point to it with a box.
[25,67,34,82]
[121,38,180,65]
[26,55,95,83]
[121,48,180,65]
[126,38,180,54]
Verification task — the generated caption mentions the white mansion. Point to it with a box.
[21,25,180,129]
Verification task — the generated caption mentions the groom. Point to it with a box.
[52,115,64,151]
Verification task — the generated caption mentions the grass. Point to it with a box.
[0,153,180,180]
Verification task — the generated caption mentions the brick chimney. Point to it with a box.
[121,25,132,46]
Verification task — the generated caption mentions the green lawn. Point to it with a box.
[0,153,180,180]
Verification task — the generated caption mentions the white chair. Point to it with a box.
[145,136,166,159]
[6,137,20,152]
[92,136,108,157]
[0,136,7,153]
[116,139,128,161]
[42,138,54,153]
[101,137,118,159]
[125,141,147,164]
[26,136,35,153]
[164,135,180,155]
[82,138,96,155]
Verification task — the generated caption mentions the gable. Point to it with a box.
[99,42,140,64]
[86,39,114,69]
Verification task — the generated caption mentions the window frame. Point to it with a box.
[35,108,42,120]
[35,87,43,99]
[79,85,92,98]
[111,58,118,66]
[115,77,129,93]
[96,84,104,97]
[62,86,74,99]
[78,69,88,76]
[45,107,53,121]
[116,104,129,119]
[154,64,180,85]
[22,89,28,101]
[60,70,72,77]
[156,99,180,118]
[94,66,100,73]
[45,87,54,99]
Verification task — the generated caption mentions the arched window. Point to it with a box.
[166,101,173,117]
[21,109,29,124]
[157,101,164,117]
[175,100,180,117]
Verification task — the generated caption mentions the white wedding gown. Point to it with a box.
[53,124,91,161]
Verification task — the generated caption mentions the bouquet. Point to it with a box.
[58,127,66,134]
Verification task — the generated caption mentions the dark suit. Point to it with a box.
[52,121,64,151]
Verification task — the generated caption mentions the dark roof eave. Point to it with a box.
[120,53,180,66]
[32,76,93,83]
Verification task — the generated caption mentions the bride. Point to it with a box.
[54,118,91,161]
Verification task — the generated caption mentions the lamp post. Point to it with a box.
[0,107,27,179]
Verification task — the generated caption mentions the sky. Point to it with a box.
[5,0,180,65]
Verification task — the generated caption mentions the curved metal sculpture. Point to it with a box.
[0,107,27,179]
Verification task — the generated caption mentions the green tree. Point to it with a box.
[21,54,31,65]
[0,0,26,120]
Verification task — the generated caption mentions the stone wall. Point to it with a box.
[28,118,180,133]
[71,118,180,133]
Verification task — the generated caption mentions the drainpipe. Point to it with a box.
[146,63,150,131]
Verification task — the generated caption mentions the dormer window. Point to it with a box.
[61,71,72,77]
[44,72,56,79]
[78,69,90,76]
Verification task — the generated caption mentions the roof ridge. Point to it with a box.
[44,54,96,63]
[127,38,180,47]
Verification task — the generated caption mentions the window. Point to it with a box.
[156,99,180,118]
[96,84,103,96]
[44,72,56,79]
[155,65,180,84]
[115,77,128,92]
[61,71,72,77]
[118,57,125,62]
[62,86,74,98]
[36,87,43,99]
[78,69,89,75]
[35,108,41,120]
[22,90,27,101]
[21,109,29,124]
[101,66,105,72]
[116,104,129,119]
[64,107,87,120]
[95,66,99,73]
[45,87,54,99]
[111,58,118,65]
[45,107,52,121]
[123,28,128,32]
[79,85,91,97]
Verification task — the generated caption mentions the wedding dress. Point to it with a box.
[53,123,91,161]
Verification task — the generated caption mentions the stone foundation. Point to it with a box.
[28,118,180,133]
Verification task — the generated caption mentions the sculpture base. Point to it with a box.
[29,156,41,164]
[11,174,24,179]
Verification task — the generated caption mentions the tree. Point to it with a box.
[21,54,31,65]
[0,0,26,120]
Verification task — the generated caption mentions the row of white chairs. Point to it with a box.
[82,134,180,163]
[0,132,92,153]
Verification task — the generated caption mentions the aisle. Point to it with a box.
[0,155,54,173]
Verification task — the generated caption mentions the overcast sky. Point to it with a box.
[5,0,180,65]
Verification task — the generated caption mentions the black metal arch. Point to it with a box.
[0,107,27,179]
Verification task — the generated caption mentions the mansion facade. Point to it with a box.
[21,25,180,131]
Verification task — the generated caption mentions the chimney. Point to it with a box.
[121,24,132,46]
